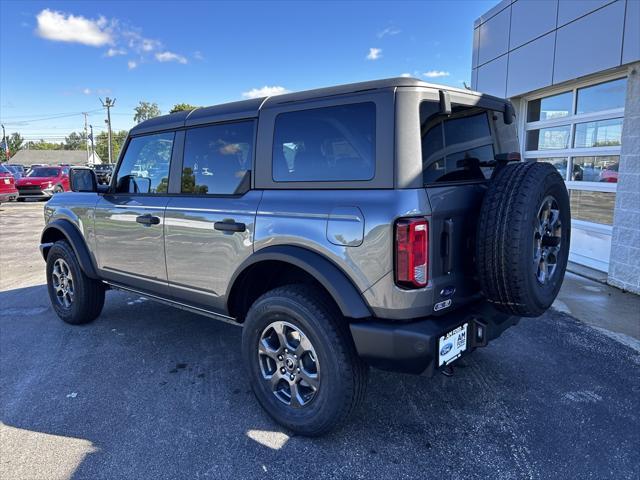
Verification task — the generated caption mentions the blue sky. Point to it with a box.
[0,0,496,142]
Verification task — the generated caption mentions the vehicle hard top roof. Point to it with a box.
[129,77,508,135]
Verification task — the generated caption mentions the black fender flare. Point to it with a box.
[40,219,99,279]
[227,245,371,319]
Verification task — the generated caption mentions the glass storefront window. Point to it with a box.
[526,125,571,150]
[576,78,627,114]
[535,157,568,179]
[573,118,623,148]
[527,91,572,122]
[569,190,615,225]
[570,156,619,183]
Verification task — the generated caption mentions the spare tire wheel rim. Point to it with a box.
[258,320,320,408]
[534,195,562,285]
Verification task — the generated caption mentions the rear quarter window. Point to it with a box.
[272,102,376,182]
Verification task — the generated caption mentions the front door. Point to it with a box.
[94,131,175,296]
[163,120,260,312]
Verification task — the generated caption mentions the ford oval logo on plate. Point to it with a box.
[440,342,453,356]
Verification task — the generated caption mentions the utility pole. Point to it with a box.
[82,112,90,164]
[89,125,95,162]
[100,97,116,164]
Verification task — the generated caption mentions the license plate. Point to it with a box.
[3,178,9,184]
[438,323,468,366]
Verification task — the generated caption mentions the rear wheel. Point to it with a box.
[476,162,570,317]
[242,285,368,436]
[46,240,105,324]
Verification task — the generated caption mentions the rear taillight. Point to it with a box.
[395,218,428,289]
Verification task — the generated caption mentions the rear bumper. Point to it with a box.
[0,191,18,202]
[349,301,518,376]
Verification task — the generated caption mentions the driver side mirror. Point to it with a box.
[69,167,98,192]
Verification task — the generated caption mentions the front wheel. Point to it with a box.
[242,285,368,436]
[46,240,105,324]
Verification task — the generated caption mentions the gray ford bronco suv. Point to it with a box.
[41,78,570,435]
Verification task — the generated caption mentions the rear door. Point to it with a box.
[94,131,175,296]
[420,99,519,307]
[163,120,261,312]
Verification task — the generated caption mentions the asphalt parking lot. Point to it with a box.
[1,202,639,480]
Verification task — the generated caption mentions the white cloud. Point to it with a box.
[127,60,137,70]
[242,86,289,99]
[82,88,92,95]
[400,73,412,78]
[423,70,450,78]
[106,47,126,57]
[377,26,401,38]
[193,50,204,61]
[155,51,188,64]
[366,48,382,60]
[35,9,112,46]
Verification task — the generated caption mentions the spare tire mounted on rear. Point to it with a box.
[476,161,570,317]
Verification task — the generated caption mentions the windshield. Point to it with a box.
[420,101,519,184]
[27,167,60,177]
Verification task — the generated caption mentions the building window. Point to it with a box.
[523,75,626,232]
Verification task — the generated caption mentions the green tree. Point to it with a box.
[26,139,63,150]
[6,132,24,158]
[169,103,198,114]
[64,131,87,150]
[133,101,161,124]
[95,130,129,163]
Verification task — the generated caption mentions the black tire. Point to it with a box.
[242,285,368,436]
[46,240,105,325]
[476,162,570,317]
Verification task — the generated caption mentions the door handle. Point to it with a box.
[136,214,161,226]
[214,219,246,232]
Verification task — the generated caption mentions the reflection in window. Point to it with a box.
[571,156,619,183]
[526,125,570,150]
[272,103,375,182]
[570,190,615,225]
[574,118,622,148]
[534,157,568,180]
[527,91,572,122]
[576,78,627,114]
[181,121,254,195]
[115,132,174,193]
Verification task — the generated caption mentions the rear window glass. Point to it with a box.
[272,102,375,182]
[27,167,60,177]
[420,101,518,184]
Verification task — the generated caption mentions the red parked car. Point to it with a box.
[0,164,19,203]
[16,166,70,201]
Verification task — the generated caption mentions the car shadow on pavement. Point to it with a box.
[1,284,639,480]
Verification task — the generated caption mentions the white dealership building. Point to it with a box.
[471,0,639,293]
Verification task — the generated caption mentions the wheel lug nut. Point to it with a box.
[280,367,285,374]
[290,374,295,380]
[294,355,297,359]
[277,355,283,361]
[297,368,301,373]
[284,349,288,353]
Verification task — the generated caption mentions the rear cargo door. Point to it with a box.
[420,101,518,310]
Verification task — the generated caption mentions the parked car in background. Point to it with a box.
[16,166,70,201]
[93,164,114,185]
[6,164,26,179]
[0,164,19,203]
[599,163,619,183]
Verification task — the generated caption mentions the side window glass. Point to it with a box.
[181,121,254,195]
[115,132,174,193]
[272,102,375,182]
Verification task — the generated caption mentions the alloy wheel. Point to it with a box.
[51,258,74,308]
[258,321,320,408]
[533,195,562,285]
